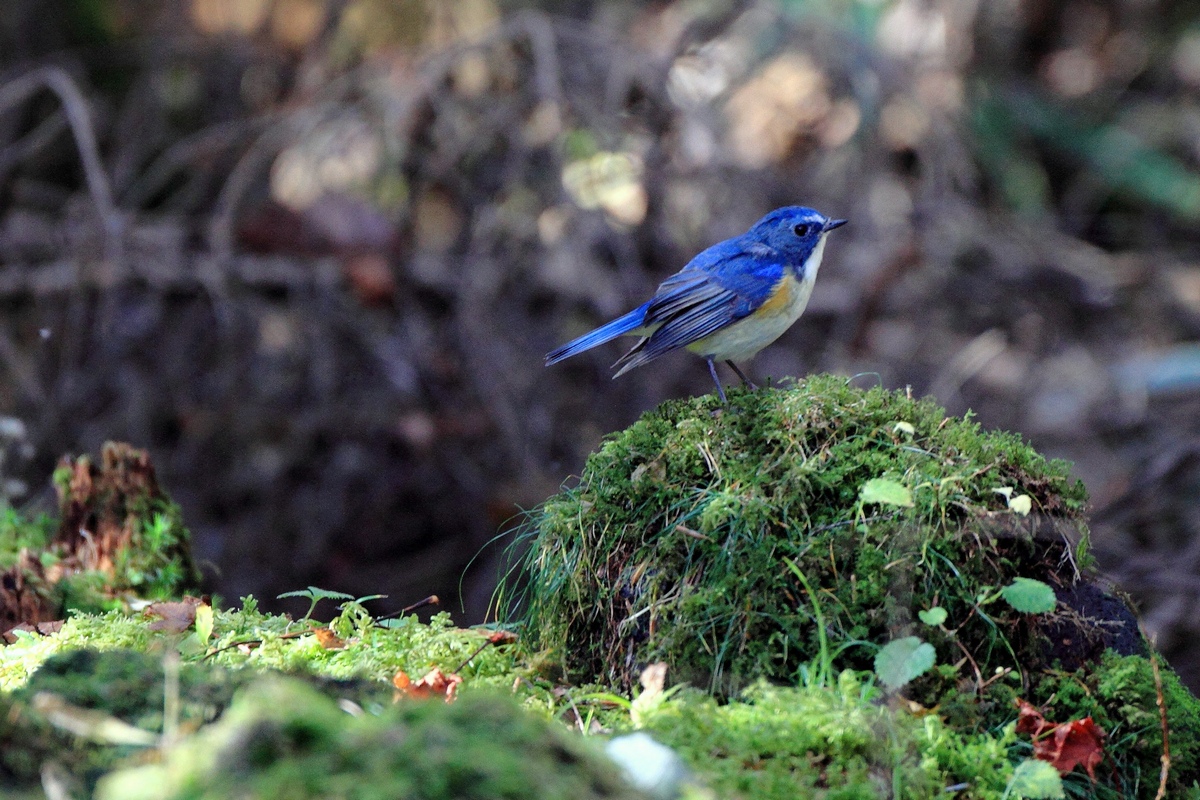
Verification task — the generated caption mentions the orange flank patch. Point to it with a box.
[755,273,797,317]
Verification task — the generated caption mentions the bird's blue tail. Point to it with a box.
[545,303,648,366]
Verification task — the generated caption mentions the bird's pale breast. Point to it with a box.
[686,235,826,362]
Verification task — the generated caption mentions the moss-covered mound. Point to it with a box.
[0,442,201,634]
[518,377,1094,689]
[515,376,1200,793]
[94,676,649,800]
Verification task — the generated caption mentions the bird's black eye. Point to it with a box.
[792,223,812,237]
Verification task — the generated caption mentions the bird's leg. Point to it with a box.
[706,358,728,403]
[725,361,758,390]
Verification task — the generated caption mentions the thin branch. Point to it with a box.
[0,67,120,238]
[1150,640,1171,800]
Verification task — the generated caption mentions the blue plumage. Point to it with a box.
[544,303,649,365]
[546,206,846,401]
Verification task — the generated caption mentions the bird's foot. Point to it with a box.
[725,361,758,390]
[706,359,729,403]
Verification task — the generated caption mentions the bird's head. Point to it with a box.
[747,206,847,268]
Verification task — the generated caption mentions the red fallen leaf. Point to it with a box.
[1036,717,1105,781]
[145,596,205,633]
[311,626,346,650]
[393,667,462,702]
[1015,699,1106,781]
[1015,700,1052,737]
[487,630,518,645]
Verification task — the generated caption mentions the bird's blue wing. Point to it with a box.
[613,249,786,372]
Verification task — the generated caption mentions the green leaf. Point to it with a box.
[859,478,913,508]
[874,636,936,691]
[892,421,915,436]
[277,587,354,602]
[194,603,214,644]
[1005,758,1064,799]
[918,607,947,626]
[1000,578,1056,614]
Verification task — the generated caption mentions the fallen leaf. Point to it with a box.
[393,667,462,702]
[1015,700,1105,781]
[2,619,64,643]
[145,596,205,633]
[1007,759,1065,799]
[1036,717,1105,781]
[312,626,346,650]
[487,629,518,645]
[194,602,214,644]
[1015,700,1052,737]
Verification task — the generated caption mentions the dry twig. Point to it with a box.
[1150,641,1171,800]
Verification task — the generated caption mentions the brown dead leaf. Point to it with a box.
[1015,699,1106,781]
[1038,717,1105,781]
[0,551,59,636]
[392,667,462,702]
[312,626,346,650]
[1015,699,1052,737]
[2,619,64,644]
[145,596,205,633]
[486,629,518,645]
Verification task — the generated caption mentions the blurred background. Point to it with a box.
[2,0,1200,685]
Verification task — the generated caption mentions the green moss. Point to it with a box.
[0,443,202,626]
[643,672,1017,799]
[0,505,57,568]
[515,377,1088,694]
[5,381,1199,800]
[510,376,1200,797]
[94,677,649,800]
[1021,651,1200,797]
[0,600,520,693]
[53,443,203,604]
[0,649,246,790]
[113,504,198,600]
[0,596,528,796]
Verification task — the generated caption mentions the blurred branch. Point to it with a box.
[0,109,67,178]
[0,67,121,244]
[120,118,258,210]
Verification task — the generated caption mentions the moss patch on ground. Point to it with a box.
[95,677,648,800]
[642,671,1018,799]
[0,600,532,797]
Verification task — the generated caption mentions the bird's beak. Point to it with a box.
[823,218,848,232]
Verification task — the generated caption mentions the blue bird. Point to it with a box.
[545,206,847,402]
